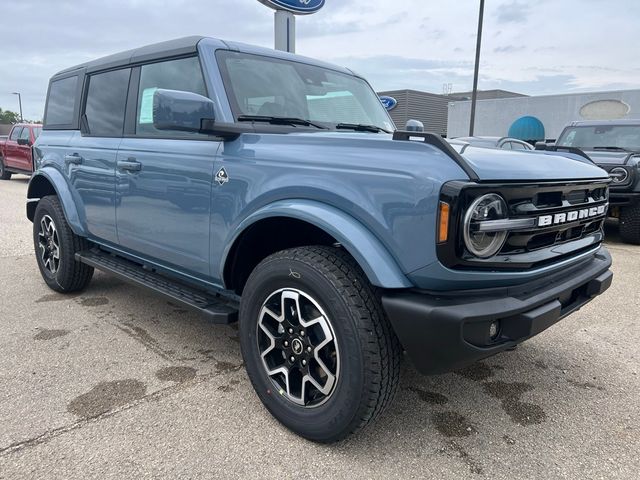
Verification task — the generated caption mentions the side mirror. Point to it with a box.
[405,119,424,132]
[17,138,31,146]
[153,89,216,133]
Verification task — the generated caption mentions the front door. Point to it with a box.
[16,127,33,171]
[115,56,220,278]
[115,139,219,276]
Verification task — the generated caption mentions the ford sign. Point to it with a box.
[257,0,325,15]
[379,96,398,111]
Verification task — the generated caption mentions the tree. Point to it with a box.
[0,108,21,124]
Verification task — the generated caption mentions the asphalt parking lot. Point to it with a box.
[0,175,638,479]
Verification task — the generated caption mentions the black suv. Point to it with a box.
[555,119,640,243]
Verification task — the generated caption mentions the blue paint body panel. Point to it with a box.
[31,36,612,294]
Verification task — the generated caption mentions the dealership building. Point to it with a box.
[447,89,640,140]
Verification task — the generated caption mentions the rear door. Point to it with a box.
[68,67,131,243]
[4,126,23,168]
[115,56,220,277]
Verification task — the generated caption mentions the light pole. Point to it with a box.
[469,0,485,136]
[12,92,23,122]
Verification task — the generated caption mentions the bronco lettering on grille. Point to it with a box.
[537,204,608,227]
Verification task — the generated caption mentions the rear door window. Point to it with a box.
[84,68,131,136]
[45,76,78,127]
[136,56,207,136]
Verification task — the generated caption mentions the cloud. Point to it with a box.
[493,45,526,53]
[495,2,531,24]
[0,0,639,120]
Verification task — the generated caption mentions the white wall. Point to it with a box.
[447,89,640,139]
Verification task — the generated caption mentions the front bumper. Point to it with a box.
[382,248,613,375]
[609,191,640,207]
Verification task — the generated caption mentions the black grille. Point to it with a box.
[438,180,610,270]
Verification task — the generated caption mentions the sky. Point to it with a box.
[0,0,639,121]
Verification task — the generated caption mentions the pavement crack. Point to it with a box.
[113,322,175,361]
[0,370,228,457]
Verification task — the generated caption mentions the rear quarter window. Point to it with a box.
[45,76,79,127]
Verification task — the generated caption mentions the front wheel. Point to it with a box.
[239,246,401,443]
[33,196,94,292]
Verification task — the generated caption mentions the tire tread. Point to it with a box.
[620,203,640,244]
[257,245,401,441]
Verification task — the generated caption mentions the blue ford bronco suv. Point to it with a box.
[29,36,613,442]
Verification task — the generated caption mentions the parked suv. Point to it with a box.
[28,37,613,442]
[555,120,640,243]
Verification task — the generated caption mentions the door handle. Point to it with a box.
[64,154,83,165]
[117,159,142,172]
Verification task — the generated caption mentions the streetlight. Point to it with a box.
[12,92,23,122]
[469,0,485,136]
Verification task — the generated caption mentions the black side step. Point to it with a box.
[75,249,238,324]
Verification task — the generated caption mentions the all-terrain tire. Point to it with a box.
[0,158,11,180]
[620,203,640,244]
[33,195,94,292]
[239,245,401,443]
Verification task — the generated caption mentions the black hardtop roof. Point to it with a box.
[53,36,207,77]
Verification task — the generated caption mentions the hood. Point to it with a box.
[238,131,610,183]
[457,146,608,181]
[579,149,640,166]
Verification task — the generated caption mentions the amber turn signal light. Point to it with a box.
[438,202,450,243]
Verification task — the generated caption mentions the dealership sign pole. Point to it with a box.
[469,0,485,136]
[257,0,326,53]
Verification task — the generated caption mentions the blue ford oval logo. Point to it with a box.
[379,96,398,111]
[257,0,325,14]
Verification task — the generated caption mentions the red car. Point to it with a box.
[0,123,42,179]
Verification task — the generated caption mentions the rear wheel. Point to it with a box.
[620,203,640,244]
[0,158,11,180]
[33,196,94,292]
[239,246,401,443]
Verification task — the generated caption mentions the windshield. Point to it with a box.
[557,125,640,151]
[216,50,394,132]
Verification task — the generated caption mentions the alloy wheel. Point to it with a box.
[257,288,340,407]
[38,215,60,274]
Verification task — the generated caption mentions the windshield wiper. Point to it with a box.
[592,146,635,152]
[237,115,327,130]
[335,123,390,133]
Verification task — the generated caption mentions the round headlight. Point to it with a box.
[609,167,629,184]
[463,194,508,258]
